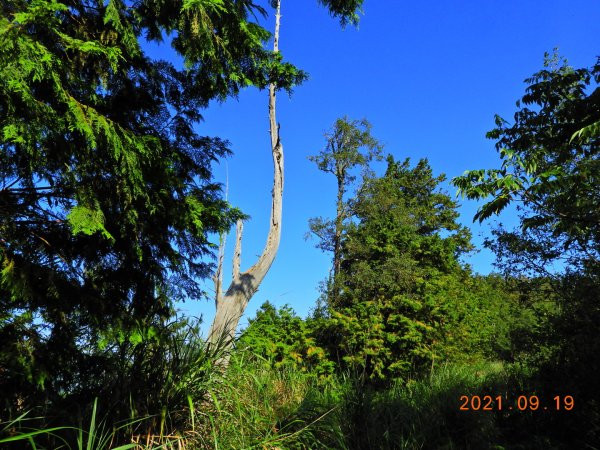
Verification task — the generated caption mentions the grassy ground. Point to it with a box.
[184,358,523,449]
[2,357,595,449]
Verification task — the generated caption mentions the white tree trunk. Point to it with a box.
[208,0,283,345]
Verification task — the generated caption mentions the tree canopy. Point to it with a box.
[0,0,364,417]
[307,116,382,304]
[312,155,482,382]
[453,53,600,444]
[453,53,600,273]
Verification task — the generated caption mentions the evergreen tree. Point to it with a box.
[318,155,474,382]
[0,0,361,418]
[307,116,382,306]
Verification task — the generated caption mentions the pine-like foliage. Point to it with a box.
[318,156,475,382]
[0,0,305,419]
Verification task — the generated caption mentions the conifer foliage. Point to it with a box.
[0,0,366,421]
[0,0,305,415]
[321,156,474,381]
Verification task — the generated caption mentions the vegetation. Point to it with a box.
[0,0,361,444]
[453,52,600,446]
[1,0,598,446]
[307,116,383,306]
[318,155,475,382]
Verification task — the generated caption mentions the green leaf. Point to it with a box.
[570,120,600,143]
[67,205,114,241]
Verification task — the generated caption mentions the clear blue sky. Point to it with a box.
[151,0,600,328]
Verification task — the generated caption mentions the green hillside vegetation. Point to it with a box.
[1,0,599,447]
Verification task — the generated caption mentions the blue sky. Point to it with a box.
[156,0,600,328]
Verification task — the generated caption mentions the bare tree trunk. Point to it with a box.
[331,174,345,306]
[212,163,228,310]
[209,0,283,345]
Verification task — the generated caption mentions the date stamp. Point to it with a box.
[459,395,574,411]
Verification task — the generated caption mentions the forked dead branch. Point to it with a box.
[208,0,284,348]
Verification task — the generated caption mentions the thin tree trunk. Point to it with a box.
[209,0,283,345]
[212,163,228,310]
[331,175,344,305]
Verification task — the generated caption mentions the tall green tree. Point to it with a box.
[0,0,364,416]
[317,155,473,382]
[453,53,600,270]
[340,156,473,306]
[307,117,382,305]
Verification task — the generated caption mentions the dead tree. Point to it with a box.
[208,0,283,346]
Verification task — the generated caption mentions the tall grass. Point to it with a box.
[197,351,318,449]
[2,354,582,449]
[192,352,514,449]
[0,399,144,449]
[0,318,232,450]
[5,326,573,449]
[336,362,507,450]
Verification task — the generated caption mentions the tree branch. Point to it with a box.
[208,0,284,346]
[232,219,243,280]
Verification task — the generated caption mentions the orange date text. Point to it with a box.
[459,395,574,411]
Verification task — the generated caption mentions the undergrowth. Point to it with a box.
[3,357,592,449]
